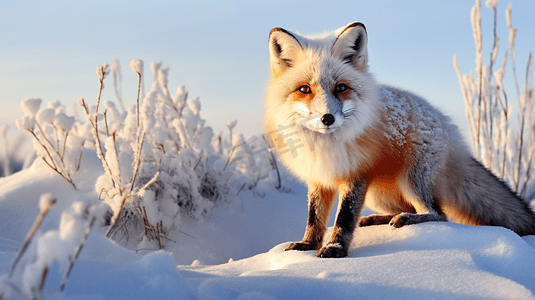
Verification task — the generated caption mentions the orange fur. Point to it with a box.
[288,83,317,104]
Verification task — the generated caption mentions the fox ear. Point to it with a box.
[268,28,303,77]
[332,22,368,72]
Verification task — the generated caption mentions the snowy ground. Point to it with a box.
[1,151,535,299]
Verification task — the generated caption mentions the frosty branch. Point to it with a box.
[454,0,535,200]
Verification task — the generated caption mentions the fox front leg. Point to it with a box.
[317,180,367,258]
[286,184,336,251]
[389,158,446,228]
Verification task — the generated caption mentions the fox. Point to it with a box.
[263,22,535,258]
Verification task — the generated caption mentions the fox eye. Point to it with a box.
[298,85,311,94]
[334,83,348,93]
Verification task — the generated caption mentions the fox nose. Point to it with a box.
[321,114,335,126]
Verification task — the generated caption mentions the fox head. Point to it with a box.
[265,22,380,140]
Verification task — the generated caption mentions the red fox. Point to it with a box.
[263,22,535,258]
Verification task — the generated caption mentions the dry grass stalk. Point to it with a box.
[79,98,121,195]
[454,0,534,200]
[31,267,48,300]
[92,66,162,246]
[112,59,125,111]
[0,195,56,300]
[141,207,166,249]
[135,71,141,128]
[26,125,76,190]
[9,196,56,278]
[1,126,10,177]
[103,109,109,137]
[59,215,96,292]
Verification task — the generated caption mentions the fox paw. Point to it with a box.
[389,213,409,228]
[359,214,394,226]
[285,241,318,251]
[359,216,376,227]
[316,243,348,258]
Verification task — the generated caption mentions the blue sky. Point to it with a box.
[1,0,534,139]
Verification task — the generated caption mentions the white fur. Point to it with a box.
[264,24,380,187]
[264,23,449,188]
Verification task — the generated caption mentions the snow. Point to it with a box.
[20,98,42,118]
[36,108,56,124]
[3,47,535,298]
[130,59,144,76]
[0,151,535,299]
[96,64,110,81]
[227,120,237,131]
[54,113,75,132]
[38,193,55,212]
[485,0,498,9]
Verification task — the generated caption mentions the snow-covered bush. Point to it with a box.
[454,0,534,203]
[15,99,81,189]
[16,59,281,251]
[93,61,279,249]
